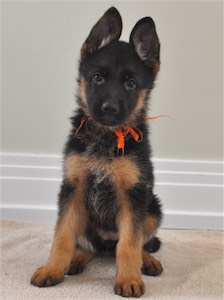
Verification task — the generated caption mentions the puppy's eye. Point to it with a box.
[125,78,137,90]
[92,72,104,84]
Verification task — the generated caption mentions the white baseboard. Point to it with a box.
[1,153,223,230]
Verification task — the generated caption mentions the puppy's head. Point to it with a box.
[78,7,160,128]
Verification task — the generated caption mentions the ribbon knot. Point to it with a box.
[114,127,143,156]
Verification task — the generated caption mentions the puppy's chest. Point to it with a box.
[65,154,140,228]
[85,156,140,225]
[85,168,117,229]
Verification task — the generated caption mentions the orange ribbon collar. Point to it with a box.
[74,115,169,155]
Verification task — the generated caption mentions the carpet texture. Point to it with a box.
[1,220,223,300]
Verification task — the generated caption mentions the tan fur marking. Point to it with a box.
[64,154,87,186]
[152,61,160,75]
[63,155,88,242]
[114,187,144,296]
[115,212,144,296]
[47,201,79,270]
[126,89,147,127]
[31,154,88,287]
[116,226,143,281]
[110,157,140,190]
[31,196,86,286]
[143,215,160,242]
[79,78,90,114]
[31,201,87,287]
[136,89,147,111]
[66,155,140,191]
[80,78,87,104]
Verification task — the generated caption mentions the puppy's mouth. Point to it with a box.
[92,113,126,127]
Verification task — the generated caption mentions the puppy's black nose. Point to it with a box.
[102,102,119,114]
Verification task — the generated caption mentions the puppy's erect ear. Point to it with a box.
[130,17,160,74]
[81,7,122,60]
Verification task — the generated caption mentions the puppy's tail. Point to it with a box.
[143,236,161,253]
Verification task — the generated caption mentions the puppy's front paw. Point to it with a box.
[31,265,64,287]
[114,279,145,298]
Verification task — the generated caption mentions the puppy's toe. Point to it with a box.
[114,279,145,298]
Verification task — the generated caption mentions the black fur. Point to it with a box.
[144,237,162,253]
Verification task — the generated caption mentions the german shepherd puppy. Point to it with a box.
[31,7,163,298]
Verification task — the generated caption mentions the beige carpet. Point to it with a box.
[0,220,223,300]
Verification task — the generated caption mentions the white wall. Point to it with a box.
[2,0,223,160]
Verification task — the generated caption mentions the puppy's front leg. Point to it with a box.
[114,203,144,298]
[31,181,86,287]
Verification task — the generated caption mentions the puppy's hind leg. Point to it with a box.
[142,214,163,276]
[143,236,161,253]
[67,248,96,275]
[141,250,163,276]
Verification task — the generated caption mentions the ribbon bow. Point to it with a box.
[114,127,143,156]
